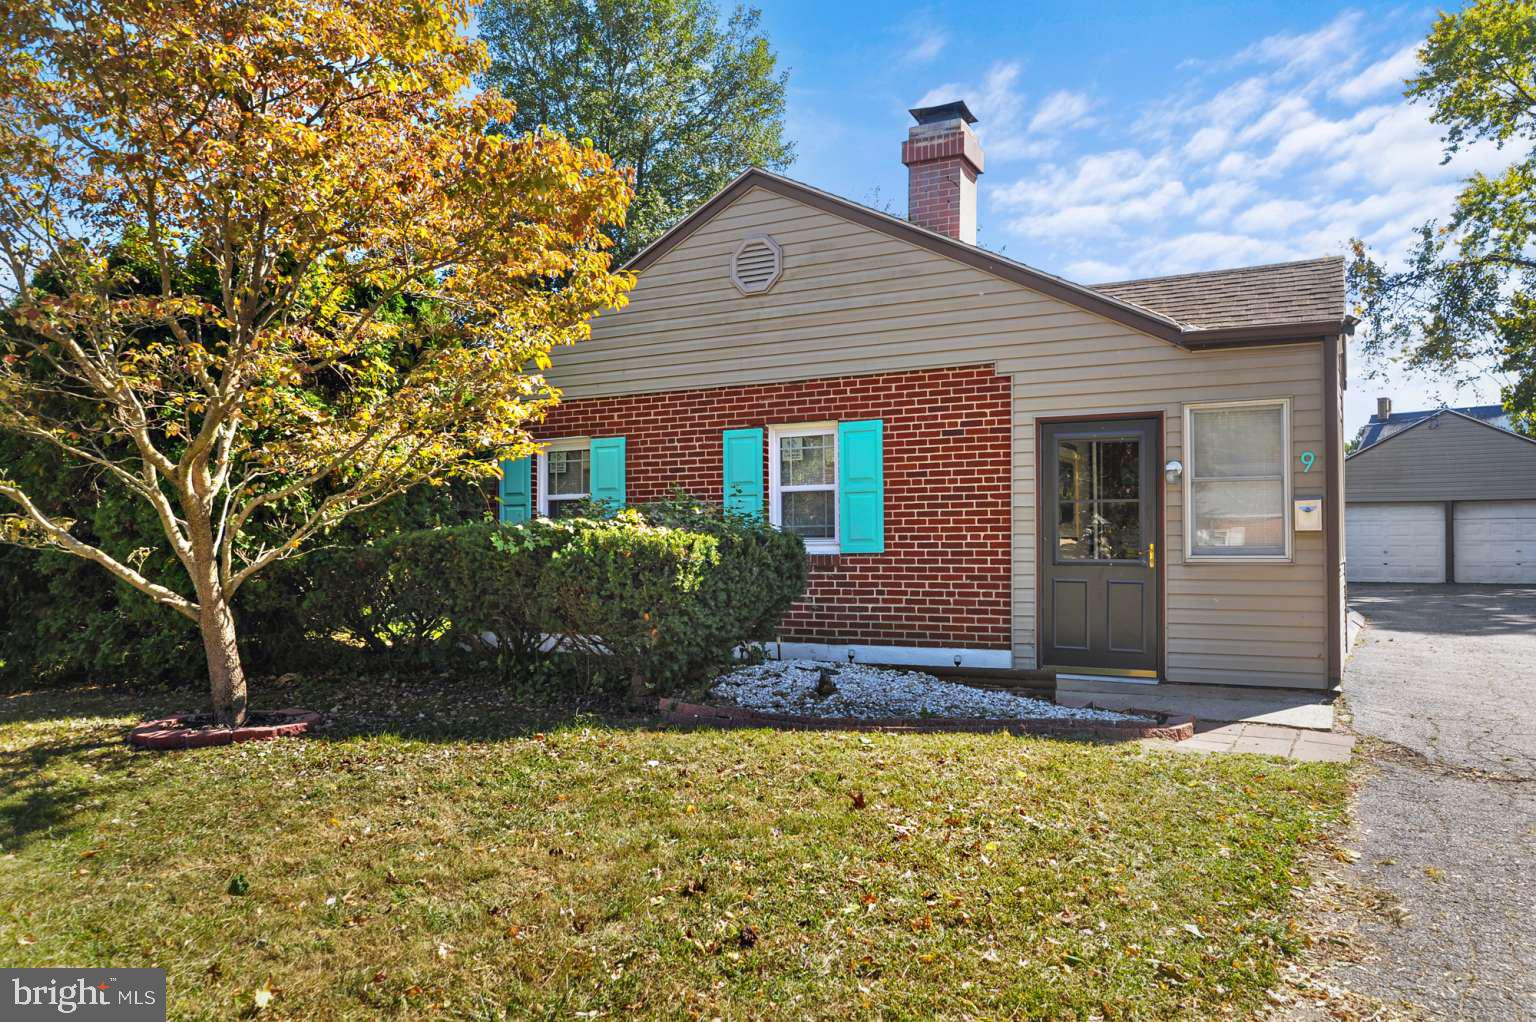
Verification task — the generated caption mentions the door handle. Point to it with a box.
[1147,542,1155,569]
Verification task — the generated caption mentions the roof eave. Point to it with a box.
[1179,318,1355,350]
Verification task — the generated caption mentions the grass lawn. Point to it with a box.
[0,673,1347,1020]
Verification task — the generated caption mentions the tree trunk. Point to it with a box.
[200,591,248,727]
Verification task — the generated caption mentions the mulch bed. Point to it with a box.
[129,708,321,750]
[658,699,1195,742]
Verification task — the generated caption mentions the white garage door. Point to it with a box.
[1347,502,1446,583]
[1454,501,1536,583]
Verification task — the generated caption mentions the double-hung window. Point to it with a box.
[769,423,839,554]
[539,439,591,519]
[1185,399,1291,560]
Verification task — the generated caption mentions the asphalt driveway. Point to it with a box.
[1333,584,1536,1020]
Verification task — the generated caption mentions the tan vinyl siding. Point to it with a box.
[1008,342,1327,689]
[1346,413,1536,502]
[557,187,1154,396]
[554,185,1330,689]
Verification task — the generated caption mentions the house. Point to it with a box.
[1346,399,1536,584]
[500,101,1353,702]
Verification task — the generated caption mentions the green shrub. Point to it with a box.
[540,513,722,697]
[1,464,808,699]
[274,505,808,697]
[634,495,809,645]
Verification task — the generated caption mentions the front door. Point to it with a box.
[1041,418,1160,675]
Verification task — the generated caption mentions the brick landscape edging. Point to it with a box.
[657,699,1195,742]
[129,708,320,750]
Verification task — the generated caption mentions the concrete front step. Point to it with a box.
[1056,678,1337,731]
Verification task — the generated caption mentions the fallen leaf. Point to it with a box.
[849,791,866,810]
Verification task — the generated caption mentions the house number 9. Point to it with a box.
[1299,450,1316,472]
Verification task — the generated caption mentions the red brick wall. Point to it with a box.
[905,156,977,241]
[534,364,1012,650]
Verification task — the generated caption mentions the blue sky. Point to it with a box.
[751,1,1513,437]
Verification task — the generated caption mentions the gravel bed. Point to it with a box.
[710,659,1149,722]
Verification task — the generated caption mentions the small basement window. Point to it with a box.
[539,439,590,518]
[1185,399,1291,560]
[769,423,838,553]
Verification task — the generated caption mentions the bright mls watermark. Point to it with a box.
[2,969,165,1020]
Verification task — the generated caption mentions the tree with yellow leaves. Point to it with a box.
[0,0,633,724]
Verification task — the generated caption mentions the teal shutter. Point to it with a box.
[838,419,884,554]
[589,436,626,511]
[721,427,765,519]
[498,456,532,524]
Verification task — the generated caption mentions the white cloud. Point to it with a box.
[894,9,949,65]
[1232,10,1362,78]
[1188,180,1259,225]
[1333,43,1420,102]
[907,33,946,63]
[1143,231,1299,273]
[1065,258,1132,282]
[1233,198,1318,233]
[1184,126,1229,161]
[915,61,1037,160]
[1028,90,1096,134]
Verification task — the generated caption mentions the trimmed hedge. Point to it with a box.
[283,500,808,696]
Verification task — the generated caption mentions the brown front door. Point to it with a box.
[1041,418,1160,674]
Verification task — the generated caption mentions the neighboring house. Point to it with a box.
[501,101,1353,698]
[1346,399,1536,584]
[1355,399,1510,448]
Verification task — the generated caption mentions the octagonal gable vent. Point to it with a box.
[730,235,782,295]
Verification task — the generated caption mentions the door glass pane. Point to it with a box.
[1055,437,1142,561]
[1097,440,1139,498]
[1058,440,1089,501]
[1097,500,1141,559]
[779,433,835,486]
[781,490,835,539]
[1058,501,1091,559]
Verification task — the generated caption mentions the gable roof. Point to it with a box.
[1355,403,1510,450]
[626,168,1354,351]
[1347,406,1531,460]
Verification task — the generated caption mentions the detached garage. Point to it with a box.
[1346,403,1536,584]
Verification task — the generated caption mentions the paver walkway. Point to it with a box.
[1169,720,1354,762]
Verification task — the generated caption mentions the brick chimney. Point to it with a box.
[902,100,984,244]
[1376,397,1392,420]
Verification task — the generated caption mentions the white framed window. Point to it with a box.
[538,437,590,519]
[769,422,838,554]
[1184,398,1292,561]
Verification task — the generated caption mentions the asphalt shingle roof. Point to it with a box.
[1091,256,1346,331]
